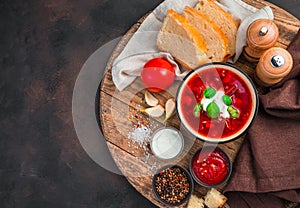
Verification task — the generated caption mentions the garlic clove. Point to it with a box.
[163,98,176,122]
[145,90,159,106]
[141,105,165,117]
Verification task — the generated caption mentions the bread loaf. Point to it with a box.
[187,194,205,208]
[204,188,227,208]
[157,9,208,70]
[183,6,230,62]
[195,0,238,56]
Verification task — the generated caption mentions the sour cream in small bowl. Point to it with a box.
[150,127,184,160]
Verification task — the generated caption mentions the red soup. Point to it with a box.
[191,147,230,186]
[177,65,256,141]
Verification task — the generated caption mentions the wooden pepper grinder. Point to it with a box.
[255,47,293,87]
[243,19,279,62]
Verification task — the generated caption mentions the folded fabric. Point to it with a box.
[112,0,197,91]
[112,50,187,91]
[111,0,273,91]
[225,29,300,208]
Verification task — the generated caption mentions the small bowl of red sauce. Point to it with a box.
[176,62,258,143]
[189,146,232,188]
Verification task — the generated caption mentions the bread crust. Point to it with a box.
[157,9,208,69]
[166,10,207,52]
[157,31,208,70]
[156,1,238,69]
[195,0,238,56]
[187,194,205,208]
[204,188,227,208]
[183,6,230,61]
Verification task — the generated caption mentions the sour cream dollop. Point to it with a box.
[201,91,230,119]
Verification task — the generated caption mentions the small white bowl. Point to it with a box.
[150,127,184,160]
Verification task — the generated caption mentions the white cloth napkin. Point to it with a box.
[112,0,274,91]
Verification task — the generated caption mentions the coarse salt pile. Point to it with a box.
[127,124,159,172]
[128,124,151,148]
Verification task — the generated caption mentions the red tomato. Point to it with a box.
[140,58,175,92]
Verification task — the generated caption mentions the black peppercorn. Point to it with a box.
[154,167,190,204]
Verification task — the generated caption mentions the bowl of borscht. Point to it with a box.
[176,63,258,143]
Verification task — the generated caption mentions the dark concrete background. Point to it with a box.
[0,0,299,207]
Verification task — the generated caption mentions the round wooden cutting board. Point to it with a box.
[99,0,300,207]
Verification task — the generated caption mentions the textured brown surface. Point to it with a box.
[225,30,300,208]
[99,0,300,207]
[1,0,299,208]
[0,0,163,207]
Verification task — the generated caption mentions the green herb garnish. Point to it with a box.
[193,103,202,117]
[227,106,240,119]
[222,95,232,106]
[204,87,216,99]
[207,101,220,118]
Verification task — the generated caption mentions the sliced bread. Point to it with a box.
[157,9,208,70]
[204,188,227,208]
[187,194,205,208]
[195,0,238,56]
[183,6,230,62]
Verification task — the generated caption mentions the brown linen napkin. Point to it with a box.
[224,29,300,208]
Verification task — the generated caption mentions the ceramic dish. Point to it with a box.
[152,164,194,206]
[176,62,258,143]
[189,146,232,188]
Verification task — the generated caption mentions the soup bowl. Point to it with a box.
[176,62,258,143]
